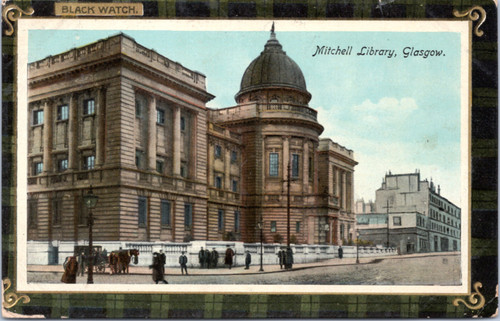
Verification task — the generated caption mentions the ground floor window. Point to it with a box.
[184,203,193,230]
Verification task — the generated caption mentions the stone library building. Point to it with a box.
[27,31,357,262]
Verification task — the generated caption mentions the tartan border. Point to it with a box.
[2,0,497,318]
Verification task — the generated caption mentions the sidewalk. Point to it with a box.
[28,257,363,275]
[27,252,459,276]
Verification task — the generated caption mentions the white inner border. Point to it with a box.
[16,19,470,294]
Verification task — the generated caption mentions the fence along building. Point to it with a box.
[27,31,357,263]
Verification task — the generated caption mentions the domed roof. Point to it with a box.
[236,27,310,100]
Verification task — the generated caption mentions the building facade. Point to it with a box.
[356,171,461,253]
[27,31,357,260]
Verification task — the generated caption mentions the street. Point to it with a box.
[28,253,461,285]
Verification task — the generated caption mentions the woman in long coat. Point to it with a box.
[150,252,168,284]
[61,256,78,283]
[224,246,235,269]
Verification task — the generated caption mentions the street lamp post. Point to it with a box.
[356,230,360,264]
[257,221,264,272]
[286,163,291,246]
[83,186,98,284]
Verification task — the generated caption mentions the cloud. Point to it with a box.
[352,97,418,124]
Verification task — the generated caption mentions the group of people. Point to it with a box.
[276,247,294,270]
[198,247,220,269]
[150,250,168,284]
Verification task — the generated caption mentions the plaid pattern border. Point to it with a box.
[2,0,497,318]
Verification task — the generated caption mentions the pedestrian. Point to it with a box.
[224,245,235,269]
[211,248,219,268]
[150,252,168,284]
[159,249,166,274]
[338,245,343,259]
[61,256,78,283]
[77,251,86,276]
[198,247,206,268]
[179,251,188,275]
[245,251,251,269]
[205,248,211,269]
[285,247,293,270]
[277,249,284,269]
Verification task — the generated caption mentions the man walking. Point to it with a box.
[277,249,284,269]
[179,251,188,275]
[198,247,206,268]
[244,251,251,269]
[159,249,166,274]
[211,248,219,268]
[338,245,343,259]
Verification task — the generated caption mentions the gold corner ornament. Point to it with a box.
[453,6,487,37]
[453,282,486,310]
[2,4,34,36]
[3,278,30,309]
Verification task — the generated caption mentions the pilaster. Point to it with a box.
[68,93,78,170]
[42,99,53,173]
[95,86,106,167]
[147,95,157,171]
[173,106,181,176]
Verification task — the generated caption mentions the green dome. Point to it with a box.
[236,30,310,99]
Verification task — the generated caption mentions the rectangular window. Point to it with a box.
[215,145,222,158]
[52,198,62,225]
[215,175,222,189]
[309,156,313,179]
[269,153,279,177]
[33,110,44,125]
[156,160,164,174]
[28,199,38,228]
[58,159,68,172]
[138,197,147,227]
[57,105,69,120]
[234,211,240,232]
[157,109,165,124]
[135,150,143,169]
[184,203,193,229]
[232,179,238,192]
[292,154,300,178]
[135,99,142,117]
[83,99,95,115]
[218,209,224,230]
[393,216,401,226]
[83,155,95,170]
[181,116,186,131]
[34,162,43,175]
[231,150,237,163]
[161,200,171,227]
[296,221,300,233]
[180,164,187,178]
[270,221,277,232]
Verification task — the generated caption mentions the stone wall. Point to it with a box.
[27,240,398,267]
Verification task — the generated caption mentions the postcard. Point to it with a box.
[2,2,498,318]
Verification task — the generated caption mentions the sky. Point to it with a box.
[28,28,463,206]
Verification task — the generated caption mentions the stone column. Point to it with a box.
[190,114,197,179]
[42,100,53,173]
[95,87,106,167]
[282,136,289,190]
[172,106,181,176]
[147,95,157,171]
[68,94,78,170]
[302,140,309,192]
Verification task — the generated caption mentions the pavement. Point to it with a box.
[27,251,460,276]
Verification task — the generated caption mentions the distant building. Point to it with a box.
[355,199,375,214]
[27,30,357,263]
[356,171,461,253]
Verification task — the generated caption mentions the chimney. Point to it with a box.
[438,185,441,195]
